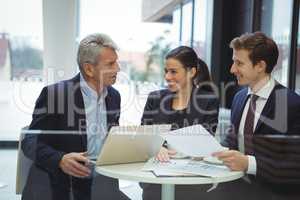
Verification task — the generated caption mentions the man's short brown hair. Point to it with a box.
[230,32,279,73]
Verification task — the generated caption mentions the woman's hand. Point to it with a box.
[156,147,177,162]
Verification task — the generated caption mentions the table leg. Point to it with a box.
[161,184,175,200]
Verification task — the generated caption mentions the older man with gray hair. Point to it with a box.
[21,33,128,200]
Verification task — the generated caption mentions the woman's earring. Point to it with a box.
[193,80,199,88]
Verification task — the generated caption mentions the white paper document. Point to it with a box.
[161,124,226,157]
[142,158,230,177]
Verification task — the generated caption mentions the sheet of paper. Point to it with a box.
[151,169,205,177]
[161,124,226,157]
[142,158,190,171]
[142,158,230,177]
[181,160,231,177]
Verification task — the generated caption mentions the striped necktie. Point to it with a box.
[244,94,259,155]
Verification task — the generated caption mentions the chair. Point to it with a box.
[253,134,300,184]
[215,108,231,143]
[16,126,32,194]
[16,126,51,200]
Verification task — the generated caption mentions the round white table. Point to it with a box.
[96,162,244,200]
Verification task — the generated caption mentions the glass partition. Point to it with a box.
[261,0,293,86]
[0,0,44,141]
[193,0,214,68]
[181,1,193,46]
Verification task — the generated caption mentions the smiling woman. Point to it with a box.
[140,46,219,200]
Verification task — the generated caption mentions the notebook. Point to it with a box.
[95,124,171,166]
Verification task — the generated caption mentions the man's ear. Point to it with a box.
[256,60,267,73]
[82,63,94,78]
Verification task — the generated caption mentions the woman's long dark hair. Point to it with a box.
[165,46,211,86]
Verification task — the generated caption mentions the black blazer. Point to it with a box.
[223,83,300,193]
[21,73,120,190]
[141,86,219,134]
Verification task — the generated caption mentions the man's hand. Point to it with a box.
[59,152,91,178]
[212,150,249,171]
[156,147,177,162]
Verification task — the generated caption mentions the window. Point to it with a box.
[0,0,43,141]
[295,9,300,95]
[79,0,171,124]
[181,1,193,46]
[193,0,214,68]
[171,6,181,48]
[260,0,293,86]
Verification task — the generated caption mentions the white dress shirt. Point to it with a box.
[80,74,108,160]
[238,77,275,175]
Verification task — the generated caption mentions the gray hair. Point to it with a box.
[77,33,118,72]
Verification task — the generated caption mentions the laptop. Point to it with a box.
[20,125,171,166]
[95,124,171,166]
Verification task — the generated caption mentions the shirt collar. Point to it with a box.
[247,77,275,100]
[80,73,108,100]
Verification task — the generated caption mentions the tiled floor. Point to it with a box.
[0,149,21,200]
[0,149,142,200]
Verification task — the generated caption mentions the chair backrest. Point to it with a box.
[16,126,32,194]
[215,108,231,142]
[253,134,300,184]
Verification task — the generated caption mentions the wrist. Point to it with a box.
[58,155,66,169]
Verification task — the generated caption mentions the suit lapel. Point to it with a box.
[72,74,86,131]
[254,97,273,135]
[105,91,113,126]
[254,84,283,134]
[58,73,87,150]
[74,85,86,130]
[105,87,120,131]
[232,90,249,132]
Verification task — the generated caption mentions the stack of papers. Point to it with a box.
[141,125,231,177]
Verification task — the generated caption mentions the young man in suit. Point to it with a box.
[213,32,300,200]
[21,33,128,200]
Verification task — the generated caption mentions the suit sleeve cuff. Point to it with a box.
[246,155,257,175]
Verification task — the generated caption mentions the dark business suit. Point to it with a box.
[219,83,300,200]
[141,86,219,200]
[21,73,127,200]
